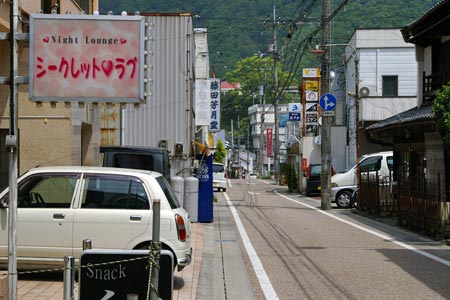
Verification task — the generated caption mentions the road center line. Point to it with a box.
[224,192,279,300]
[275,191,450,268]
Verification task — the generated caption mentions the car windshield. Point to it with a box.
[310,165,321,176]
[212,163,224,173]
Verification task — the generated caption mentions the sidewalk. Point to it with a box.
[16,192,253,300]
[196,194,254,300]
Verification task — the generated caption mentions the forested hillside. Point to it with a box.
[98,0,439,133]
[99,0,439,79]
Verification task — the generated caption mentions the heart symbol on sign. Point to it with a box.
[120,38,127,44]
[43,37,49,43]
[101,60,114,76]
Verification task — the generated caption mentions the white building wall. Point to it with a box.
[344,28,419,169]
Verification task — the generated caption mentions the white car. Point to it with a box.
[331,185,356,209]
[331,151,393,208]
[249,173,258,179]
[213,163,227,192]
[213,172,227,192]
[0,166,192,271]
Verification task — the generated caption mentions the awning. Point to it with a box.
[366,105,435,133]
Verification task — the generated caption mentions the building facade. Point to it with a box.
[0,1,99,190]
[366,0,450,237]
[344,28,418,170]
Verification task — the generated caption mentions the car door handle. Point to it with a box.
[53,213,65,219]
[130,215,142,221]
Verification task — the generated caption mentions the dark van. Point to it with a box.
[100,146,171,180]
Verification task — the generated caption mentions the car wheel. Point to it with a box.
[336,190,353,209]
[223,188,226,192]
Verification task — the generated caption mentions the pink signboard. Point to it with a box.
[29,14,145,102]
[266,128,273,157]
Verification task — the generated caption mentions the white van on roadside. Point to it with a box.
[331,151,393,208]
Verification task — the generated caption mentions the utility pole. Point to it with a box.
[247,124,250,173]
[238,115,241,177]
[259,106,265,177]
[272,6,279,184]
[258,61,267,177]
[320,0,332,210]
[264,6,280,183]
[231,119,234,176]
[7,1,20,299]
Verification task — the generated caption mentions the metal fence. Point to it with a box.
[358,169,397,216]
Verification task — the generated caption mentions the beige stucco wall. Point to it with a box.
[0,0,100,175]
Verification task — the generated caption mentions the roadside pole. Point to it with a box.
[320,0,332,210]
[7,1,20,299]
[149,199,161,300]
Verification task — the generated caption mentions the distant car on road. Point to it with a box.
[213,163,227,192]
[249,173,258,179]
[305,163,335,196]
[0,166,192,271]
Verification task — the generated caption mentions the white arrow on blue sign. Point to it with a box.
[319,93,337,111]
[288,112,301,121]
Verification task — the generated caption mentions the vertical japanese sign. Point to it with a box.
[29,14,145,103]
[195,80,211,126]
[302,68,321,136]
[209,79,221,132]
[266,128,273,156]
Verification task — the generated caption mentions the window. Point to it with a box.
[112,154,155,171]
[382,76,398,96]
[15,174,78,208]
[74,0,89,12]
[212,163,225,173]
[360,156,382,173]
[82,175,149,210]
[156,176,181,209]
[387,156,394,171]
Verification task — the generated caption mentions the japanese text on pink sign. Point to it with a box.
[30,15,144,102]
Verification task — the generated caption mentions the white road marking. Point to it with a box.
[276,191,450,268]
[224,193,279,300]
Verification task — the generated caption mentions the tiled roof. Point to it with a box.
[366,105,435,132]
[403,0,447,28]
[221,81,240,89]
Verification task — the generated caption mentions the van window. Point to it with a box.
[360,156,382,172]
[387,156,394,170]
[112,154,154,171]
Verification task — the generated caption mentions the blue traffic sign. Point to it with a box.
[289,112,301,121]
[319,93,337,111]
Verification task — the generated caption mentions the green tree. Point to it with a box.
[221,55,299,135]
[214,139,227,163]
[432,83,450,143]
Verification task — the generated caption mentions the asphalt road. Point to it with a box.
[225,178,450,300]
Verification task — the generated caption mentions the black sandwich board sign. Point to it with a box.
[79,249,173,300]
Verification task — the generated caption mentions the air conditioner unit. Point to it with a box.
[359,84,377,97]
